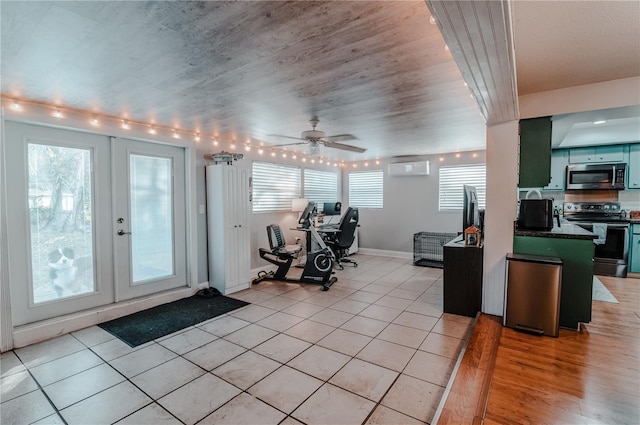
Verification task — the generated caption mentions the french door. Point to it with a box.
[5,123,187,326]
[112,138,186,301]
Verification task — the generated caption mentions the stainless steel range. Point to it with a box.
[563,202,629,277]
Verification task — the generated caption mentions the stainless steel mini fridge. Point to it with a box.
[504,253,562,337]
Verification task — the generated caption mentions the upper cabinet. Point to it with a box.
[568,145,625,163]
[629,144,640,189]
[544,150,569,190]
[519,117,552,188]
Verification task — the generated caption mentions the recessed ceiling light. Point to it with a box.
[593,120,606,125]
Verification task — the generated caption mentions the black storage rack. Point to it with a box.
[413,232,458,268]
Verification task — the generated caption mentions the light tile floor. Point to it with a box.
[1,254,474,425]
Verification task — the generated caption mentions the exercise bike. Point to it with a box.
[253,201,338,291]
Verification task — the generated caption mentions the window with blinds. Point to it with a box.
[349,170,383,209]
[252,162,301,212]
[439,164,486,210]
[303,169,338,211]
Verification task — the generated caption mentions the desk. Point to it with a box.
[294,226,340,253]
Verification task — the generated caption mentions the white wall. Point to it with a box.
[344,151,486,255]
[482,122,519,316]
[519,76,640,119]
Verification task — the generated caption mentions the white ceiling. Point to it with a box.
[1,1,638,160]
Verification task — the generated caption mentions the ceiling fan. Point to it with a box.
[269,117,366,153]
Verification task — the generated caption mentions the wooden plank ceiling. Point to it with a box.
[0,1,486,160]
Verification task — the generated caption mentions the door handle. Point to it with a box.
[117,229,132,236]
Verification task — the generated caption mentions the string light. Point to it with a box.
[6,100,372,168]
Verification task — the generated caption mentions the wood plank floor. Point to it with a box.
[439,275,640,425]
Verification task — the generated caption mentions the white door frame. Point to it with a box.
[1,106,13,352]
[0,116,198,350]
[111,137,188,301]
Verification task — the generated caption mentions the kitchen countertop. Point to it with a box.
[514,222,597,240]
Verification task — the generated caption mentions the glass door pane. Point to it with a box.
[28,143,95,303]
[112,137,187,302]
[130,154,174,283]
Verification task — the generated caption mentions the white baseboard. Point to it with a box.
[251,264,278,277]
[356,248,412,260]
[12,287,195,349]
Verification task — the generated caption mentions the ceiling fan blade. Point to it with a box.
[324,134,357,143]
[267,134,307,142]
[322,141,366,153]
[271,141,308,148]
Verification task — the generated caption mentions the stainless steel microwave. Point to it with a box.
[566,163,626,190]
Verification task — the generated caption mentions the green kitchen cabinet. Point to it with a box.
[631,225,640,273]
[519,117,552,188]
[629,144,640,189]
[513,235,595,330]
[568,145,625,163]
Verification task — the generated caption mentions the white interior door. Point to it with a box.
[112,138,187,301]
[5,123,114,326]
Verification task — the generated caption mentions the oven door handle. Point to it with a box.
[611,165,616,187]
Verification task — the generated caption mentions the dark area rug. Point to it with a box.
[98,295,249,347]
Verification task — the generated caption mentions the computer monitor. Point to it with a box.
[463,185,480,232]
[322,202,342,216]
[298,201,317,228]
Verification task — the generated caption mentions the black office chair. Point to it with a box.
[324,207,359,270]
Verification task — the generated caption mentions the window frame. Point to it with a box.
[438,164,486,211]
[251,161,302,213]
[348,170,384,209]
[303,168,339,212]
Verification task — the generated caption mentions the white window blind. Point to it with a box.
[349,170,383,209]
[304,169,338,211]
[439,164,486,210]
[252,162,301,212]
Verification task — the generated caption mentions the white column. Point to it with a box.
[482,120,519,316]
